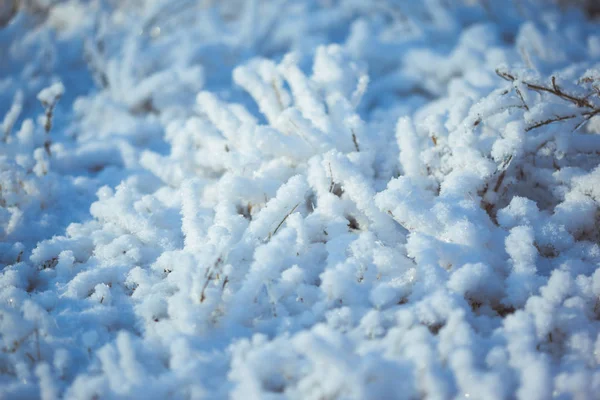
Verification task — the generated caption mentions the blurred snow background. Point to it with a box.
[1,0,600,398]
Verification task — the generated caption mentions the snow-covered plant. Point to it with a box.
[1,0,600,399]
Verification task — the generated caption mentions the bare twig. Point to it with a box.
[496,69,596,109]
[526,109,600,132]
[496,69,600,132]
[514,86,530,111]
[328,163,335,193]
[351,129,360,152]
[200,273,212,303]
[200,257,223,303]
[270,202,300,239]
[525,114,578,132]
[481,155,513,226]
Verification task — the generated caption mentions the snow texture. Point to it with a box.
[1,0,600,399]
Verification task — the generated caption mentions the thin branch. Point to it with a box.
[496,69,596,109]
[525,114,578,132]
[351,129,360,152]
[573,108,600,132]
[200,257,223,302]
[271,202,300,238]
[199,273,212,303]
[497,69,600,132]
[328,163,335,193]
[514,86,530,111]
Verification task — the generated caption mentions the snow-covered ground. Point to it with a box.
[1,1,600,398]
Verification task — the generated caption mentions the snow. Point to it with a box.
[1,0,600,399]
[36,82,64,107]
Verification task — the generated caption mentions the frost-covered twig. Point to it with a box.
[524,113,578,131]
[497,69,597,109]
[37,82,65,155]
[496,68,600,131]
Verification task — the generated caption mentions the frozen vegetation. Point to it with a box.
[1,0,600,398]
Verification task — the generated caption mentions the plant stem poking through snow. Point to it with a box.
[37,82,65,156]
[351,129,360,152]
[269,202,299,240]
